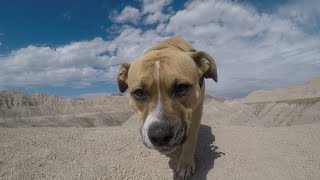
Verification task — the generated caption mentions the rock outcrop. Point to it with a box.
[0,91,133,127]
[241,77,320,103]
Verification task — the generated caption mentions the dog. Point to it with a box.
[117,37,217,178]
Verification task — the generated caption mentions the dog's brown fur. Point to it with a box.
[117,36,217,178]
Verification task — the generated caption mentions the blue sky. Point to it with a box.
[0,0,185,53]
[0,0,319,98]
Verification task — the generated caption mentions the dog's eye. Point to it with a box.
[132,89,146,100]
[174,83,191,97]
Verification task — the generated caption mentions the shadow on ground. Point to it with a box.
[167,124,225,180]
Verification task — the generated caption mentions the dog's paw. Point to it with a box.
[176,157,195,179]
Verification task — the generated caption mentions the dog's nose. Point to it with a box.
[148,122,174,146]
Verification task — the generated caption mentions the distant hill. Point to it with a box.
[0,91,133,128]
[240,77,320,103]
[202,77,320,127]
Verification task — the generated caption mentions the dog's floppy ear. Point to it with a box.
[189,51,218,82]
[117,62,131,93]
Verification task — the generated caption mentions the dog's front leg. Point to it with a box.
[176,105,202,179]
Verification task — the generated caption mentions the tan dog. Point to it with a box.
[117,37,217,178]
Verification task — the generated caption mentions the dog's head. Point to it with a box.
[117,45,217,154]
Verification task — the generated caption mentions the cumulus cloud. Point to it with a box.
[2,0,320,98]
[141,0,173,24]
[0,38,114,88]
[106,26,165,60]
[110,6,142,25]
[277,0,320,34]
[0,29,164,89]
[110,0,173,25]
[144,11,171,24]
[141,0,172,14]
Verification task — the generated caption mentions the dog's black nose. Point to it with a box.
[148,122,174,146]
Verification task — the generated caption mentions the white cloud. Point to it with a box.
[110,6,142,25]
[141,0,173,14]
[0,29,164,89]
[141,0,173,25]
[105,25,165,61]
[0,38,116,88]
[277,0,320,34]
[144,11,171,24]
[110,0,174,25]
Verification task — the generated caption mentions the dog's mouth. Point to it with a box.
[157,146,178,154]
[141,137,184,154]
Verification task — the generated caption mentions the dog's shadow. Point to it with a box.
[166,124,225,180]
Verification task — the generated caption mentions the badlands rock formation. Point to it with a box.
[241,77,320,103]
[0,91,133,127]
[203,77,320,127]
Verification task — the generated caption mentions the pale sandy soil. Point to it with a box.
[1,115,319,180]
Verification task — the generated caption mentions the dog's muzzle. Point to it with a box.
[148,122,174,147]
[141,120,187,154]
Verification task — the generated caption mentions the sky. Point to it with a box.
[0,0,319,98]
